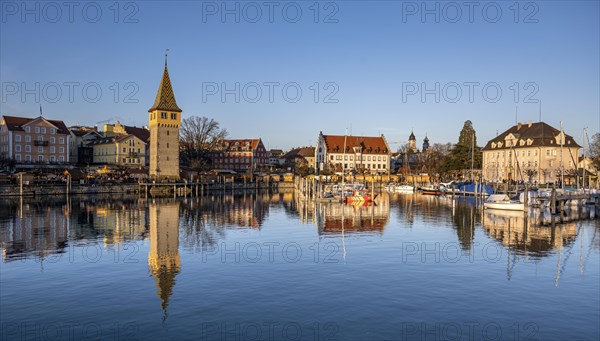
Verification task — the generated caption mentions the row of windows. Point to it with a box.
[218,151,268,157]
[335,162,387,170]
[19,126,58,134]
[493,170,556,178]
[216,158,253,164]
[330,154,387,162]
[14,154,64,162]
[14,145,65,153]
[123,158,141,164]
[487,160,574,168]
[490,149,565,158]
[151,112,179,120]
[14,135,65,144]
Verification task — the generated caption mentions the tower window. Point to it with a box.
[167,131,169,136]
[171,113,176,119]
[161,112,167,119]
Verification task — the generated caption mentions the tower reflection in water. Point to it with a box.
[148,199,180,320]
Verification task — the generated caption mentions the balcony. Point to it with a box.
[34,140,49,146]
[128,152,139,157]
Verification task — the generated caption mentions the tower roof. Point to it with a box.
[148,64,182,113]
[423,135,429,142]
[409,131,416,140]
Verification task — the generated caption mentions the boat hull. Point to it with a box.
[395,185,414,193]
[483,202,524,211]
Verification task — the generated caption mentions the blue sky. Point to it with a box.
[1,0,599,150]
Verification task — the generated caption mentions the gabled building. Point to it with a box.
[268,149,285,166]
[212,139,268,171]
[69,126,102,165]
[482,121,581,184]
[90,133,147,167]
[282,146,316,171]
[315,132,391,174]
[0,115,70,165]
[104,121,150,166]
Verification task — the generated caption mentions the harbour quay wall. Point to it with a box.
[0,184,140,197]
[0,181,295,197]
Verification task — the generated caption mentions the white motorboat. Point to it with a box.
[483,194,524,211]
[384,183,397,192]
[395,185,415,193]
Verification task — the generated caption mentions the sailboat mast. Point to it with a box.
[471,132,475,182]
[560,121,564,189]
[342,129,348,202]
[583,128,587,189]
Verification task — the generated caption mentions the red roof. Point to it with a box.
[220,139,264,152]
[283,147,315,159]
[2,115,70,134]
[322,135,389,154]
[123,125,150,142]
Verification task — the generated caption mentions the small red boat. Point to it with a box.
[343,190,377,204]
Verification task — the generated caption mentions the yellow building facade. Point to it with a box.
[482,122,580,184]
[91,134,147,167]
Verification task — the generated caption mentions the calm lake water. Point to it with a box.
[1,191,599,341]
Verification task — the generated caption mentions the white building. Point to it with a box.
[315,132,391,174]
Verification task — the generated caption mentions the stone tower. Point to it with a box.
[148,56,182,180]
[408,131,417,152]
[422,135,430,152]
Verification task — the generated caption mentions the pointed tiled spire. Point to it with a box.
[148,59,182,113]
[409,130,416,141]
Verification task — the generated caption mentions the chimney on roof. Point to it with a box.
[528,120,532,127]
[517,123,522,130]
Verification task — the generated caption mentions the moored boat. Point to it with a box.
[395,185,415,193]
[483,194,524,211]
[420,184,443,195]
[343,190,377,204]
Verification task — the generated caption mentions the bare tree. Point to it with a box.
[180,116,228,170]
[590,133,600,170]
[523,168,538,183]
[423,143,453,177]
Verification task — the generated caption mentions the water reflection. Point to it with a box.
[482,209,579,258]
[2,193,597,264]
[0,192,599,340]
[148,200,180,320]
[0,198,69,262]
[293,192,391,235]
